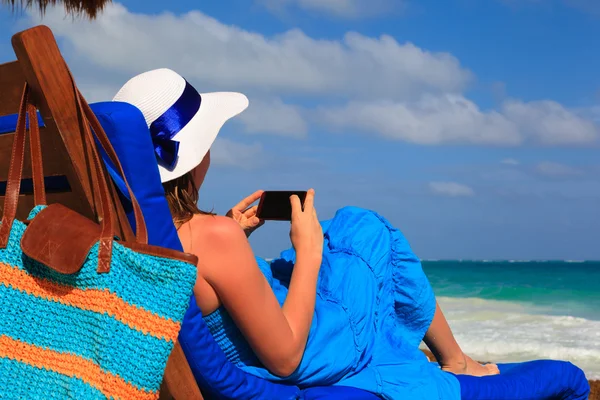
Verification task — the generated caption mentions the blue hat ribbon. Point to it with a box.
[149,80,201,169]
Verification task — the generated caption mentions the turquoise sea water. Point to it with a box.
[422,260,600,379]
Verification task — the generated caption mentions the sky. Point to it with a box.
[1,0,600,260]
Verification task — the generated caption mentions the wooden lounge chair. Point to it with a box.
[0,25,203,400]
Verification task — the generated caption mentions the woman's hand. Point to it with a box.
[226,190,265,238]
[289,189,323,263]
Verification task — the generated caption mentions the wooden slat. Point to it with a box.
[0,123,100,219]
[10,25,133,241]
[9,193,81,222]
[11,26,93,217]
[0,127,75,179]
[160,342,204,400]
[0,61,25,116]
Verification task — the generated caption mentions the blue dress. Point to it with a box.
[203,207,460,400]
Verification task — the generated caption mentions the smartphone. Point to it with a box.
[256,191,307,221]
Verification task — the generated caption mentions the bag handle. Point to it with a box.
[75,87,148,245]
[28,95,46,206]
[65,70,149,272]
[72,86,116,273]
[65,69,147,245]
[0,84,45,248]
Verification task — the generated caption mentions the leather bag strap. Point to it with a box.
[0,83,45,247]
[28,101,46,206]
[66,69,149,271]
[75,94,114,273]
[77,88,148,245]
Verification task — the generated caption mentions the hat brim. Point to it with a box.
[159,92,249,183]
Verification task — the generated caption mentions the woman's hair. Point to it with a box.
[163,171,214,229]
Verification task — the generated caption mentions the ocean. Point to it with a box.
[421,260,600,380]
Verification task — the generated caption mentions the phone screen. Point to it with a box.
[256,191,307,221]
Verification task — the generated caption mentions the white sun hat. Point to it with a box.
[113,68,249,183]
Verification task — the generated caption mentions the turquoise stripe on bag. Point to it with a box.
[0,286,172,391]
[0,358,105,399]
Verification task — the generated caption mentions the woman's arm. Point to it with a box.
[191,191,323,377]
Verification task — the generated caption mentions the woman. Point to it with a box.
[114,68,498,400]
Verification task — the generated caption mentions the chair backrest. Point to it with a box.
[0,25,202,399]
[0,25,133,240]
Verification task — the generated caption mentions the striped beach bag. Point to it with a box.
[0,82,197,399]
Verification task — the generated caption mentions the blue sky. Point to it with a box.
[1,0,600,260]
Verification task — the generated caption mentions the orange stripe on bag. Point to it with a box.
[0,262,180,340]
[0,335,157,400]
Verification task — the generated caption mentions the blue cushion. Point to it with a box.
[90,102,181,250]
[457,360,590,400]
[0,111,44,135]
[301,386,381,399]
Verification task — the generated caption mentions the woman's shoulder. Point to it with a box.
[179,214,252,313]
[188,214,244,240]
[180,214,247,257]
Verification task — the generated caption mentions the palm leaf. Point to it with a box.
[2,0,112,19]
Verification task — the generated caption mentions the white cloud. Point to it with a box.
[317,94,521,145]
[501,158,520,165]
[535,162,584,177]
[34,4,468,100]
[210,138,265,168]
[238,98,307,138]
[502,100,599,145]
[78,82,121,103]
[429,181,475,197]
[317,95,600,146]
[258,0,400,19]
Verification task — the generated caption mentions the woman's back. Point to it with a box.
[177,214,221,316]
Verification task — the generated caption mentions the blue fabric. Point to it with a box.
[456,361,590,400]
[0,111,44,135]
[203,206,461,400]
[301,386,382,399]
[1,103,589,400]
[0,176,70,196]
